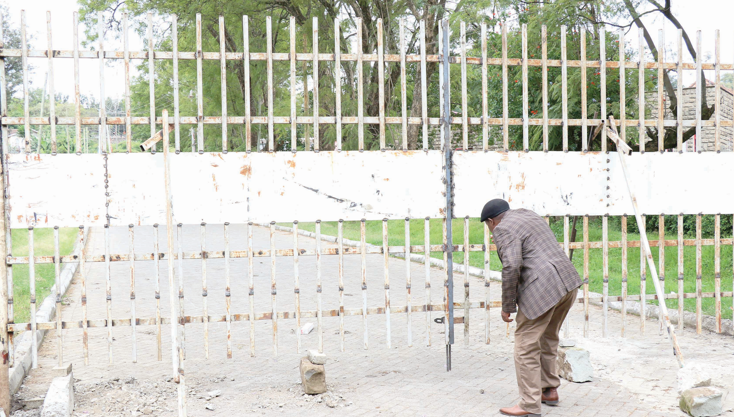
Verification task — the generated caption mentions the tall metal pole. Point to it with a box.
[442,20,454,371]
[0,96,10,416]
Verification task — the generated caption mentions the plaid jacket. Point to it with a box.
[492,209,582,320]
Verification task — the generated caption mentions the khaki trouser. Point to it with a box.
[514,288,578,414]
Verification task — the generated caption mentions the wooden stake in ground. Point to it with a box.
[604,116,685,368]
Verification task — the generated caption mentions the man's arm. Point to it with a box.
[496,231,522,314]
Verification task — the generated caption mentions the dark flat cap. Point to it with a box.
[480,199,510,222]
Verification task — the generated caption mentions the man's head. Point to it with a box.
[480,199,510,233]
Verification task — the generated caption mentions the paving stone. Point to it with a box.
[557,347,593,383]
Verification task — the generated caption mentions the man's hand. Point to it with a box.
[501,311,514,323]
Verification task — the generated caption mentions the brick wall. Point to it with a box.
[646,85,734,152]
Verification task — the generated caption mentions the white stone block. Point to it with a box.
[41,372,74,417]
[557,347,593,383]
[307,349,327,365]
[679,387,724,417]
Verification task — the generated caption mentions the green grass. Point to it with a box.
[289,218,734,321]
[11,228,78,324]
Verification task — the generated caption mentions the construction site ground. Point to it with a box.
[11,225,734,416]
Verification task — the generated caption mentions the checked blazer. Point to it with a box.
[492,209,582,320]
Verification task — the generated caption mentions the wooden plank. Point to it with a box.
[196,14,204,151]
[638,28,645,153]
[542,26,548,151]
[378,19,385,150]
[219,16,228,152]
[313,17,319,151]
[421,21,428,150]
[290,17,297,151]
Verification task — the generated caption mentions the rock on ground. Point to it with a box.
[557,347,593,383]
[679,387,724,417]
[41,372,74,417]
[307,350,327,365]
[300,358,327,395]
[678,362,713,394]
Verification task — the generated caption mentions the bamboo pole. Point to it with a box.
[605,117,684,368]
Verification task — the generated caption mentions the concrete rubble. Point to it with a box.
[679,387,724,417]
[41,372,74,417]
[300,355,327,395]
[557,347,593,383]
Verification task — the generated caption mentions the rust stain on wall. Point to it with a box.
[287,160,296,168]
[240,165,252,178]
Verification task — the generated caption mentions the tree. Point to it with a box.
[74,0,713,153]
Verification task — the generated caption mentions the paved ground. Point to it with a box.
[13,224,734,416]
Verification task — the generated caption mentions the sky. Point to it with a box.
[3,0,734,102]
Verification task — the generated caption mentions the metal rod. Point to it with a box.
[290,17,296,151]
[270,221,277,355]
[542,25,548,151]
[401,19,408,150]
[696,213,702,333]
[219,16,227,152]
[405,217,412,347]
[46,11,56,153]
[678,214,684,331]
[104,224,112,362]
[267,17,274,151]
[443,21,455,355]
[81,226,88,364]
[357,18,364,151]
[154,224,162,361]
[421,21,429,151]
[461,22,468,151]
[196,14,203,152]
[561,25,568,151]
[338,220,345,351]
[243,16,251,152]
[54,227,62,367]
[162,113,179,380]
[603,215,609,337]
[622,215,628,336]
[147,13,155,145]
[583,216,589,337]
[641,214,647,334]
[123,14,131,152]
[28,227,37,368]
[247,222,255,356]
[21,10,29,153]
[600,27,607,152]
[293,221,301,352]
[378,19,385,150]
[129,225,137,362]
[383,219,391,348]
[225,223,232,358]
[313,17,319,151]
[335,18,342,151]
[502,24,508,151]
[562,215,570,338]
[520,23,528,150]
[0,63,10,405]
[581,28,587,151]
[463,216,469,344]
[201,222,208,358]
[484,221,490,344]
[316,220,323,353]
[172,15,180,152]
[360,219,367,350]
[98,12,107,153]
[73,12,81,152]
[715,214,721,332]
[657,29,664,152]
[425,217,431,346]
[638,28,645,153]
[481,22,488,151]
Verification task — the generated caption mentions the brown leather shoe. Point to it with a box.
[499,404,541,416]
[542,387,559,405]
